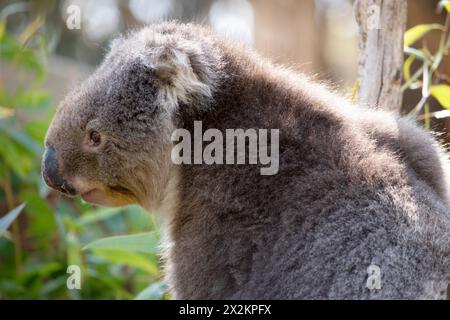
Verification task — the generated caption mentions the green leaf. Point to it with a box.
[125,205,156,232]
[21,261,62,279]
[15,90,51,110]
[0,121,43,156]
[0,203,26,236]
[0,19,5,40]
[83,232,160,254]
[403,55,415,81]
[20,191,55,240]
[77,207,125,225]
[134,281,168,300]
[404,24,444,47]
[430,85,450,109]
[25,119,52,144]
[87,268,134,299]
[91,249,159,275]
[0,33,45,80]
[40,276,67,297]
[0,133,33,177]
[0,88,51,110]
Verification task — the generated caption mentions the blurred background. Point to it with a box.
[0,0,449,299]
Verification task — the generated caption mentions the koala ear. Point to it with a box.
[109,36,125,51]
[150,44,213,110]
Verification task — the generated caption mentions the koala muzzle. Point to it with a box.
[42,146,76,195]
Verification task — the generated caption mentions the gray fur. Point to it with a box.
[43,22,450,299]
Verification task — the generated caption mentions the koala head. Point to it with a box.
[42,22,222,210]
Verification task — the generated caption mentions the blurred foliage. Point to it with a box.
[0,9,166,300]
[403,1,450,128]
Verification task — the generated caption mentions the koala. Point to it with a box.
[42,22,450,299]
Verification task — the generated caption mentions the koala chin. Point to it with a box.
[42,22,450,299]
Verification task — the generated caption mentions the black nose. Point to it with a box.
[42,146,76,195]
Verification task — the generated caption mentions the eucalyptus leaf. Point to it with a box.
[403,55,415,81]
[77,207,125,225]
[134,281,168,300]
[0,203,25,236]
[0,121,43,155]
[430,85,450,109]
[91,249,159,275]
[83,232,160,254]
[0,133,32,177]
[404,24,444,47]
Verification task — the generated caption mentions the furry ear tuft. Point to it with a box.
[151,44,213,110]
[109,36,125,52]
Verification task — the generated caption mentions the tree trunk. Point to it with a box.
[354,0,407,112]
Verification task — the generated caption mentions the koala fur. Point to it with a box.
[43,22,450,299]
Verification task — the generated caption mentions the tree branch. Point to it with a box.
[355,0,407,112]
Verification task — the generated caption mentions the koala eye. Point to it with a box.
[89,130,101,146]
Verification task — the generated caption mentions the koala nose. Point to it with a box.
[42,146,76,195]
